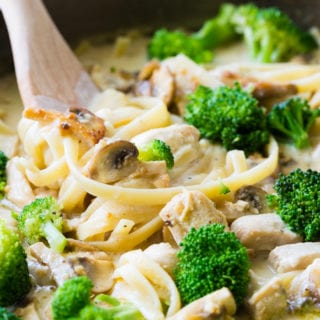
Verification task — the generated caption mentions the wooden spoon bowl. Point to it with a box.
[0,0,98,111]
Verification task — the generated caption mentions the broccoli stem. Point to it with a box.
[43,221,67,253]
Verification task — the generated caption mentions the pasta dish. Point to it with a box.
[1,3,320,320]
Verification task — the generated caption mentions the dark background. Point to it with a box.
[0,0,319,74]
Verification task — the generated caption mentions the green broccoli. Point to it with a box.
[0,219,31,307]
[193,3,238,49]
[0,151,8,199]
[267,97,320,149]
[0,307,21,320]
[16,196,67,253]
[138,139,174,169]
[232,4,317,62]
[52,276,144,320]
[147,29,213,63]
[267,168,320,241]
[77,295,144,320]
[174,223,250,306]
[147,3,237,63]
[52,276,93,320]
[184,83,270,155]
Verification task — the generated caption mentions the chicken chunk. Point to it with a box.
[131,123,200,155]
[28,242,77,286]
[269,242,320,273]
[167,287,236,320]
[159,190,228,244]
[24,106,106,147]
[287,258,320,311]
[219,200,258,222]
[248,275,293,320]
[231,213,302,251]
[131,124,203,184]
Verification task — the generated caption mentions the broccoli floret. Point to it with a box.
[0,307,21,320]
[267,97,320,149]
[0,151,8,200]
[52,276,144,320]
[184,83,270,155]
[16,196,67,253]
[174,223,250,306]
[52,276,93,320]
[147,3,237,63]
[194,3,238,49]
[77,295,144,320]
[232,4,317,62]
[147,29,213,63]
[267,168,320,241]
[0,219,31,306]
[138,139,174,169]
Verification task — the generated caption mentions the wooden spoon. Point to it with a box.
[0,0,99,112]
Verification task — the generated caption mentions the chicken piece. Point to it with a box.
[231,213,302,251]
[28,242,77,286]
[287,258,320,311]
[159,190,228,244]
[149,66,175,105]
[248,275,293,320]
[219,200,258,222]
[24,106,105,147]
[269,242,320,273]
[6,158,35,208]
[161,55,222,115]
[144,242,178,276]
[27,256,55,286]
[66,251,114,293]
[136,64,175,106]
[16,303,41,320]
[131,123,202,171]
[167,287,236,320]
[16,286,55,320]
[131,123,200,155]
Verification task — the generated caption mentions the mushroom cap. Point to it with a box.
[86,140,139,184]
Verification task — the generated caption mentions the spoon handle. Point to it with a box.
[0,0,98,111]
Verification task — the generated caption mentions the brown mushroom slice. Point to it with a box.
[235,185,269,213]
[85,139,139,184]
[66,251,114,293]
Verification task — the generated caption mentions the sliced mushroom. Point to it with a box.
[235,185,269,213]
[85,139,139,184]
[66,251,114,293]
